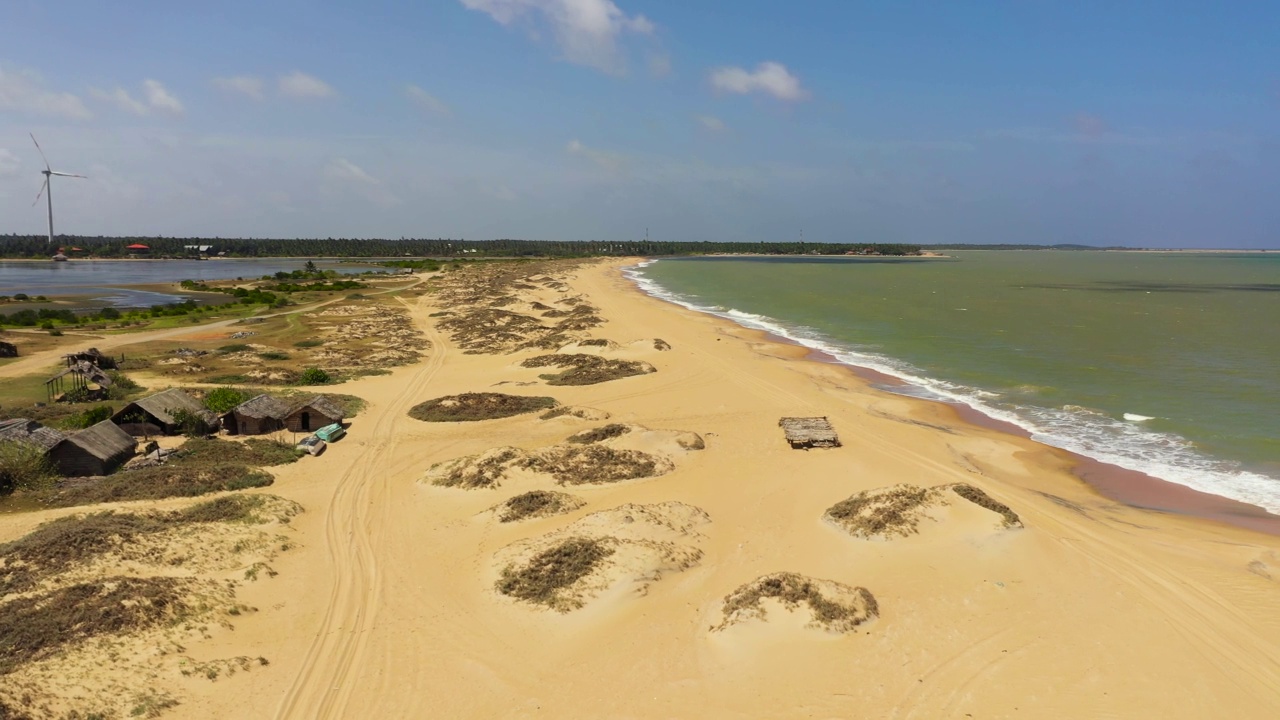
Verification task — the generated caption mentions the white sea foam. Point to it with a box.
[623,261,1280,514]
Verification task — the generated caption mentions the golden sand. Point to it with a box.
[3,260,1280,718]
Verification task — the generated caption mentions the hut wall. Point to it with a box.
[232,413,283,436]
[49,443,105,477]
[117,421,164,437]
[285,408,340,433]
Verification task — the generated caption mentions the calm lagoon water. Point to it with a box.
[0,259,375,306]
[630,251,1280,513]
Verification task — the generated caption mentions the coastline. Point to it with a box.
[4,257,1280,718]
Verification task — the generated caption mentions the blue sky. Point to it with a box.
[1,0,1277,246]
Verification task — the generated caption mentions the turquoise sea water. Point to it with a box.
[629,251,1280,513]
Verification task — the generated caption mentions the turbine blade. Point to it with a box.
[33,179,47,206]
[49,172,87,178]
[29,133,51,170]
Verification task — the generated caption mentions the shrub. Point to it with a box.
[218,343,252,353]
[204,387,249,414]
[258,351,290,361]
[38,320,54,330]
[0,442,57,495]
[298,367,331,386]
[170,409,214,438]
[294,339,323,348]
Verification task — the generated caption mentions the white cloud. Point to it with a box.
[91,87,149,115]
[405,85,450,116]
[696,115,726,132]
[322,158,400,207]
[709,61,808,102]
[461,0,655,74]
[566,138,627,173]
[213,76,265,100]
[0,66,92,119]
[143,80,183,115]
[0,148,19,177]
[279,72,336,99]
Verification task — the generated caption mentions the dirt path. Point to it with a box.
[272,295,446,720]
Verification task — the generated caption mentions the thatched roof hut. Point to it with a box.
[0,418,68,451]
[51,420,136,476]
[778,416,841,449]
[222,394,292,435]
[111,388,213,435]
[283,395,345,433]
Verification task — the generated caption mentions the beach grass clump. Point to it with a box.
[824,485,942,539]
[565,424,632,445]
[38,464,273,508]
[494,490,585,523]
[428,448,527,489]
[577,338,610,347]
[495,537,615,611]
[950,484,1023,528]
[653,339,671,351]
[521,445,672,486]
[521,354,654,386]
[0,577,194,676]
[408,393,558,422]
[717,572,878,634]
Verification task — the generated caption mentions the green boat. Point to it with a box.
[314,423,346,442]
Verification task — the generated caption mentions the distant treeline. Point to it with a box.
[0,235,922,258]
[922,243,1132,250]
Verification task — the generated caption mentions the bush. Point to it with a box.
[170,409,214,438]
[298,367,331,386]
[0,442,57,495]
[204,387,249,414]
[38,320,54,330]
[258,351,290,361]
[294,339,323,348]
[59,404,115,430]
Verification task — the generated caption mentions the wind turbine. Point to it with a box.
[30,133,87,245]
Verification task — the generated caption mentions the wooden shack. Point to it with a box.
[221,394,291,435]
[778,416,841,449]
[111,388,213,436]
[49,420,136,476]
[63,347,117,370]
[0,418,67,453]
[284,395,345,433]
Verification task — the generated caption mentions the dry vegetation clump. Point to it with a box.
[528,302,553,311]
[950,484,1023,527]
[408,393,558,422]
[0,495,291,595]
[521,353,655,386]
[170,437,302,467]
[38,464,273,508]
[653,339,671,351]
[565,424,632,444]
[304,303,430,369]
[493,490,585,523]
[0,576,195,676]
[539,405,611,421]
[824,484,943,539]
[520,445,673,485]
[716,572,879,634]
[577,338,610,347]
[427,448,528,489]
[495,537,615,611]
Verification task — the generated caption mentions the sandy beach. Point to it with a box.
[3,258,1280,719]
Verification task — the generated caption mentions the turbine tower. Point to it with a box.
[30,134,87,245]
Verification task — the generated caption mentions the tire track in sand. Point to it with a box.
[274,295,445,720]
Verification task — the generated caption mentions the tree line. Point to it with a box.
[0,235,922,258]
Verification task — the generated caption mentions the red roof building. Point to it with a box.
[126,243,150,250]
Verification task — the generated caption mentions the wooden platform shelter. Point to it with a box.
[778,416,842,449]
[62,347,118,370]
[45,361,113,402]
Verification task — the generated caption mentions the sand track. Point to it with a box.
[272,295,445,720]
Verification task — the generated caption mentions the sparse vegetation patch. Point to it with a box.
[824,485,942,539]
[38,464,272,508]
[717,572,879,634]
[520,445,672,485]
[950,484,1023,527]
[495,537,615,611]
[409,393,558,422]
[494,490,586,523]
[565,424,632,444]
[521,354,654,386]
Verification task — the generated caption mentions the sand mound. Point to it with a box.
[408,393,558,422]
[540,405,611,421]
[565,423,633,444]
[824,483,1022,540]
[426,447,530,489]
[493,502,709,612]
[715,572,879,634]
[566,423,705,454]
[491,490,586,523]
[521,353,655,386]
[522,445,673,486]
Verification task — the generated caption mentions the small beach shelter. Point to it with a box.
[111,388,214,436]
[221,394,292,435]
[283,395,345,433]
[778,416,842,449]
[50,420,136,476]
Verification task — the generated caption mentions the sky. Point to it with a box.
[0,0,1277,247]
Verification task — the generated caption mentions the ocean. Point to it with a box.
[627,251,1280,513]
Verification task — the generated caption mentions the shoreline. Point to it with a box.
[620,259,1280,537]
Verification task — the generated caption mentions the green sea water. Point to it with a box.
[629,251,1280,512]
